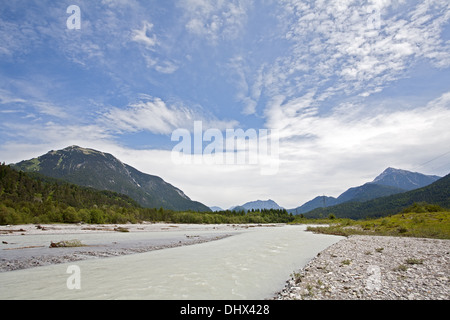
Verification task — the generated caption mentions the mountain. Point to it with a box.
[290,196,339,214]
[335,183,406,203]
[0,163,139,210]
[238,199,284,211]
[12,146,210,212]
[372,167,441,190]
[289,167,441,214]
[209,206,223,212]
[0,163,143,224]
[303,173,450,219]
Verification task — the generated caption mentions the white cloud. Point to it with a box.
[0,89,26,105]
[154,60,179,74]
[131,21,158,48]
[101,96,239,135]
[262,90,450,205]
[227,56,262,115]
[0,89,69,119]
[179,0,252,43]
[131,20,180,74]
[261,0,450,102]
[33,102,70,119]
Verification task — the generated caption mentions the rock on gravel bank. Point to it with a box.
[275,235,449,300]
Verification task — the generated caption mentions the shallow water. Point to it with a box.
[0,225,342,300]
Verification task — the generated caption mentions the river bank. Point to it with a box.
[275,235,449,300]
[0,222,266,272]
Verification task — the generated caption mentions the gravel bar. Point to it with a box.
[275,235,449,300]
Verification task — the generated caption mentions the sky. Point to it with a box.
[1,0,450,210]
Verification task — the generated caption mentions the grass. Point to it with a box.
[405,258,423,265]
[293,209,450,240]
[393,264,408,272]
[394,258,424,272]
[341,259,352,266]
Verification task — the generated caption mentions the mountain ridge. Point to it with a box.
[12,146,210,212]
[229,199,284,212]
[372,167,441,190]
[289,167,441,214]
[302,172,450,219]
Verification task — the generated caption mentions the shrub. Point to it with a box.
[50,239,85,248]
[405,258,423,265]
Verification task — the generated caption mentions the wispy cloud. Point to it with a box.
[131,21,158,49]
[100,96,239,135]
[231,0,449,121]
[273,90,450,170]
[0,89,26,105]
[178,0,252,44]
[130,20,180,74]
[226,56,265,115]
[0,88,70,120]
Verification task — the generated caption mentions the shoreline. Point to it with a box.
[274,235,449,300]
[1,222,277,272]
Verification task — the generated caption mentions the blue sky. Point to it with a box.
[1,0,450,209]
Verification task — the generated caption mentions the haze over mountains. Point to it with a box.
[12,146,210,212]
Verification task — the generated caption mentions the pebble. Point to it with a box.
[274,235,449,300]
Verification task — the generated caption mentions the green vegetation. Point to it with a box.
[50,239,85,247]
[405,258,423,265]
[394,258,424,272]
[294,202,450,240]
[0,164,294,225]
[341,259,352,265]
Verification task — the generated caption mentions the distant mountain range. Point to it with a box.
[302,172,450,219]
[12,146,210,212]
[289,168,442,214]
[10,147,446,217]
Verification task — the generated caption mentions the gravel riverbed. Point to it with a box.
[275,235,449,300]
[0,223,241,272]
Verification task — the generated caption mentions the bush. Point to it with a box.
[402,202,443,214]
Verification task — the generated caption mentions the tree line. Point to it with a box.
[0,164,294,225]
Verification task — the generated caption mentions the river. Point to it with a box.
[0,225,342,300]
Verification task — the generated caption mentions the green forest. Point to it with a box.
[0,164,294,225]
